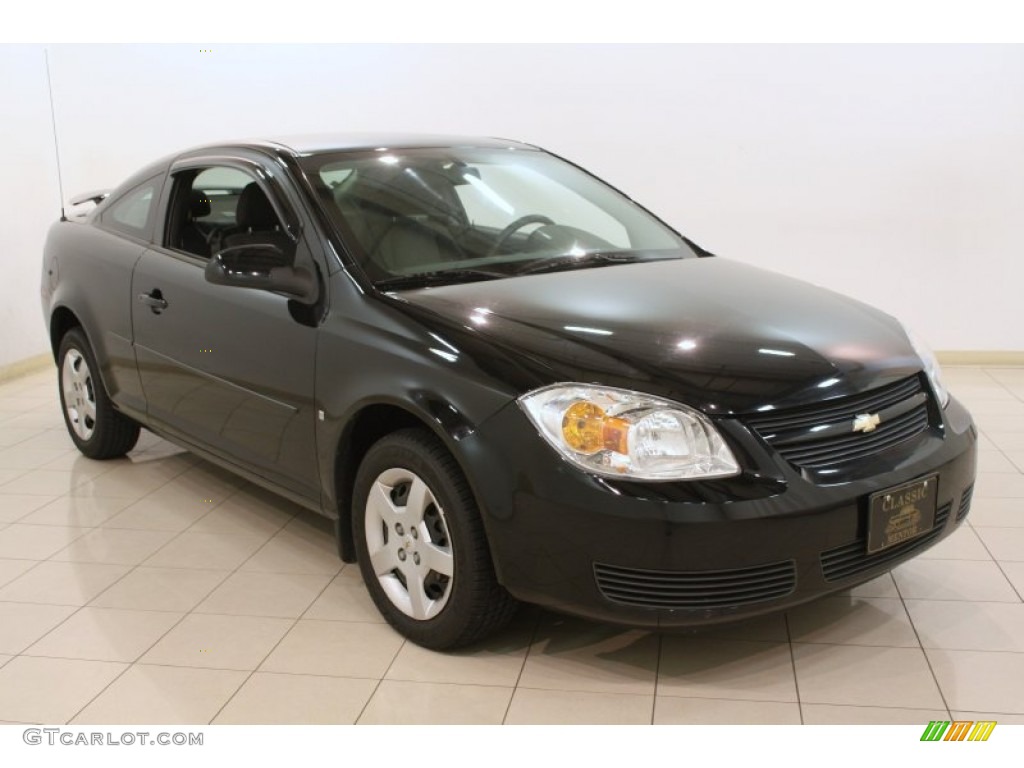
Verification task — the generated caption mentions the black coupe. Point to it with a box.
[40,134,977,648]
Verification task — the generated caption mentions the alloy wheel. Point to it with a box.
[364,467,455,620]
[61,347,97,441]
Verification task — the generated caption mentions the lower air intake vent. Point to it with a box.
[593,560,796,610]
[821,502,951,582]
[956,484,975,523]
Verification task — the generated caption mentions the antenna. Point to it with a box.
[44,48,66,222]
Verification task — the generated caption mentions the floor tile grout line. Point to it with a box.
[0,468,35,489]
[951,708,1024,717]
[179,486,300,574]
[13,643,997,714]
[95,491,242,570]
[83,458,298,580]
[648,630,663,726]
[61,606,203,724]
[352,625,409,726]
[508,684,801,704]
[0,444,150,494]
[678,637,925,650]
[892,573,952,721]
[56,533,241,724]
[784,613,804,725]
[23,478,243,651]
[45,533,183,566]
[0,427,62,456]
[500,608,542,725]
[28,454,292,724]
[651,692,909,709]
[962,520,1024,606]
[35,657,389,681]
[106,488,318,726]
[205,564,343,724]
[976,443,1024,464]
[66,446,198,505]
[0,558,54,597]
[900,596,1024,607]
[1,496,109,528]
[982,366,1024,407]
[4,562,345,576]
[0,458,78,482]
[0,519,97,561]
[1,487,180,664]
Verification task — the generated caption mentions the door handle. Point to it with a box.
[138,290,168,314]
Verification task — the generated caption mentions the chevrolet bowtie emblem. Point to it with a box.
[852,413,881,433]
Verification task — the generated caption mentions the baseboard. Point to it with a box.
[937,351,1024,366]
[0,353,53,384]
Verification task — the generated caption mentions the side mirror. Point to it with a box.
[204,244,317,304]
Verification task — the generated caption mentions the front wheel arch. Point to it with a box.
[332,400,492,567]
[49,306,82,362]
[351,427,517,648]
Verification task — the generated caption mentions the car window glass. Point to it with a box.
[167,166,287,259]
[321,167,355,188]
[455,165,628,246]
[101,183,156,238]
[192,167,256,229]
[308,148,685,282]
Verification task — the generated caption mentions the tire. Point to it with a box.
[353,428,518,649]
[57,327,140,459]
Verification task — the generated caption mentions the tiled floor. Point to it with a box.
[0,365,1023,725]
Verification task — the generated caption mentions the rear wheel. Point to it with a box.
[57,328,140,459]
[353,429,517,649]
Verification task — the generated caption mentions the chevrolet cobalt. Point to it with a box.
[40,135,977,648]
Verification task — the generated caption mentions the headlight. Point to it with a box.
[518,384,740,481]
[902,325,950,408]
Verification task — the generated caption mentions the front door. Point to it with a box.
[131,162,320,500]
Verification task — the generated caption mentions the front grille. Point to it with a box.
[820,501,951,582]
[956,484,975,523]
[594,560,796,610]
[744,376,931,470]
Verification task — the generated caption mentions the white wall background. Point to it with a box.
[1,46,62,367]
[2,44,1022,368]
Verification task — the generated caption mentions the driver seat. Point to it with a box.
[335,167,466,272]
[178,190,212,257]
[219,183,293,257]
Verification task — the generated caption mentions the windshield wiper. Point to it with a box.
[513,251,649,277]
[374,268,508,291]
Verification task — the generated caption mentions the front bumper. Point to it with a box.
[459,395,977,628]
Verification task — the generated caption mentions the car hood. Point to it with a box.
[392,257,923,415]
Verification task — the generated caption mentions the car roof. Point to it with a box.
[192,133,538,157]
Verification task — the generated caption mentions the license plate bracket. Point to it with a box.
[867,475,939,554]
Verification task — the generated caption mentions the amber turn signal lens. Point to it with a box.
[561,401,630,455]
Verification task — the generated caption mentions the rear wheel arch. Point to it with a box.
[49,307,117,404]
[56,326,140,459]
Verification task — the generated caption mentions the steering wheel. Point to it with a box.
[487,214,555,257]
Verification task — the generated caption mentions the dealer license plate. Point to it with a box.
[867,475,938,554]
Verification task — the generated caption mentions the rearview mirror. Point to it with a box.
[204,244,317,304]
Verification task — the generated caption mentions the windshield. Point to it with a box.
[301,146,695,287]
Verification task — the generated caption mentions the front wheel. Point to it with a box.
[57,327,140,459]
[353,429,517,649]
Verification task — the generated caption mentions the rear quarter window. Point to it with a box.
[99,179,160,240]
